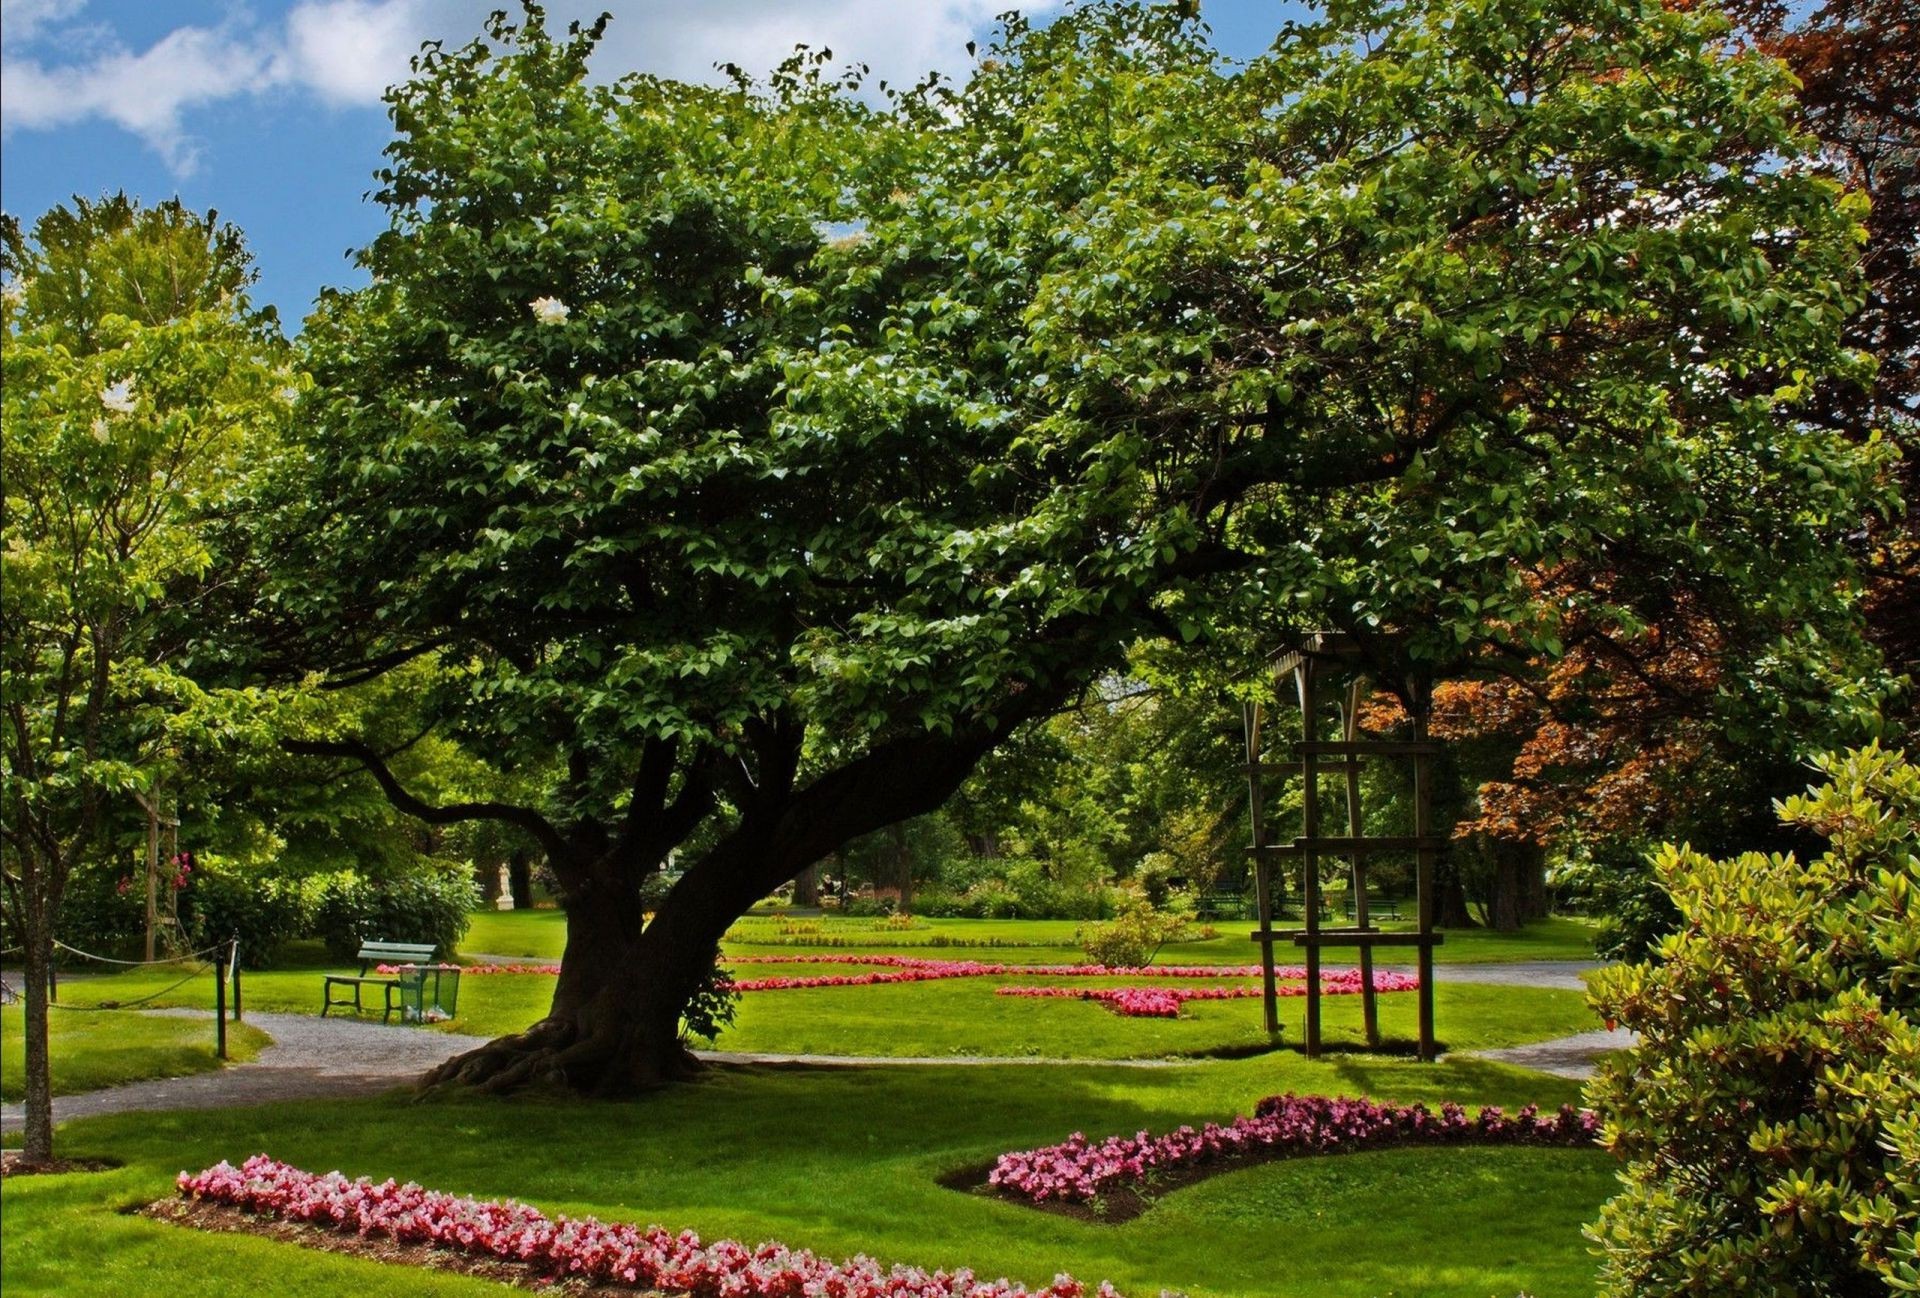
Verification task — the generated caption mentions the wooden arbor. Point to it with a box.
[1242,633,1444,1061]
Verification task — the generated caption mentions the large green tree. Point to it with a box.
[275,0,1888,1092]
[1,197,292,1162]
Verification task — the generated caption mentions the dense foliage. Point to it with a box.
[1587,745,1920,1295]
[1,196,293,1158]
[263,0,1890,1090]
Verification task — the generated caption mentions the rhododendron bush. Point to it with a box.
[1586,747,1920,1296]
[178,1155,1121,1298]
[989,1095,1598,1203]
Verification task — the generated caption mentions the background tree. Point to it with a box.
[0,196,291,1163]
[274,0,1888,1093]
[1397,0,1918,948]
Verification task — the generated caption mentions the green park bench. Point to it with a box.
[1343,895,1403,920]
[1195,891,1248,921]
[322,940,438,1022]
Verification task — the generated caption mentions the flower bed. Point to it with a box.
[430,954,1406,985]
[987,1095,1599,1203]
[178,1154,1120,1298]
[993,969,1419,1017]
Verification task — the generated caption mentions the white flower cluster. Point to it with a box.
[99,378,137,414]
[529,296,570,325]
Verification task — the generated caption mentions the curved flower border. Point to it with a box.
[419,954,1420,992]
[994,969,1418,1017]
[179,1155,1119,1298]
[987,1095,1599,1203]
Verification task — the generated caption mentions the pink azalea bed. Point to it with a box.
[987,1094,1600,1203]
[405,955,1422,1016]
[178,1154,1120,1298]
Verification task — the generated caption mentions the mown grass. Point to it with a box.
[0,1003,271,1101]
[459,909,1602,966]
[0,1055,1612,1298]
[40,959,1596,1060]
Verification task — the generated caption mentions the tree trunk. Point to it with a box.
[791,862,820,907]
[891,823,913,915]
[1488,838,1523,933]
[424,840,769,1094]
[1520,844,1551,921]
[1434,851,1478,929]
[20,891,56,1165]
[507,850,534,910]
[421,703,1056,1096]
[424,867,702,1094]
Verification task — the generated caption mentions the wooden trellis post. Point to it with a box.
[1242,633,1445,1061]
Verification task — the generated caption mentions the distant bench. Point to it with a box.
[322,940,437,1022]
[1342,895,1403,920]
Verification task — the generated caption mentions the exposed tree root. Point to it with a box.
[420,1018,702,1096]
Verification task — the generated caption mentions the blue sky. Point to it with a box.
[2,1,1303,327]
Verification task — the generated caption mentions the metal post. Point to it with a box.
[1411,677,1438,1063]
[1342,678,1379,1047]
[213,946,228,1060]
[1297,659,1322,1059]
[230,938,242,1021]
[1244,700,1280,1035]
[140,794,160,964]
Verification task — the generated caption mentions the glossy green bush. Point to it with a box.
[1587,745,1920,1295]
[186,869,324,968]
[313,865,477,961]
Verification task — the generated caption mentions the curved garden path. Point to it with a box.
[1,960,1627,1129]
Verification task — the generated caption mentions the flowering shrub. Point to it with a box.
[989,1095,1599,1203]
[1586,746,1920,1296]
[179,1155,1121,1298]
[995,969,1419,1017]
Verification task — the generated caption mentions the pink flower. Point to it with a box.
[177,1156,1126,1298]
[986,1097,1600,1203]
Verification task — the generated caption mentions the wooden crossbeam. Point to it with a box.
[1248,836,1449,857]
[1239,760,1365,777]
[1248,930,1447,948]
[1294,740,1445,756]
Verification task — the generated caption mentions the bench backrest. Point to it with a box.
[356,940,437,967]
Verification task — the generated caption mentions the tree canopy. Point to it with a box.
[1,195,294,1159]
[268,0,1891,1091]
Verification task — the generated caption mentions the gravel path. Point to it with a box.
[1428,960,1604,991]
[1458,1028,1637,1080]
[0,1010,493,1133]
[1422,961,1630,1078]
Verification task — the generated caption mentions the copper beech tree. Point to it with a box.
[271,0,1888,1092]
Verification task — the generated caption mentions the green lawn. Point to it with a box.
[39,958,1598,1059]
[1,1004,271,1100]
[2,916,1615,1295]
[459,909,1602,966]
[0,1055,1612,1297]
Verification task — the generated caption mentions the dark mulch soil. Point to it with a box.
[0,1151,124,1179]
[141,1198,650,1295]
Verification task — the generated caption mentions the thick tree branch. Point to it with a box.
[284,737,570,862]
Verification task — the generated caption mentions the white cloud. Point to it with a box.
[0,0,91,45]
[2,22,281,173]
[0,0,1027,175]
[284,0,428,106]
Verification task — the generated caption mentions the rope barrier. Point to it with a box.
[47,959,214,1012]
[52,937,227,966]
